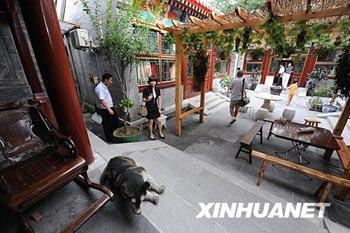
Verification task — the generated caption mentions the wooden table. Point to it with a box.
[270,120,340,161]
[255,93,283,112]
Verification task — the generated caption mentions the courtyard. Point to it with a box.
[1,0,350,232]
[2,88,350,233]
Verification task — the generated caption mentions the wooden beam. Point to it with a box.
[180,106,204,119]
[209,13,229,25]
[175,35,184,136]
[280,7,350,22]
[306,0,312,14]
[156,22,166,30]
[189,16,207,29]
[133,19,169,34]
[185,6,350,34]
[235,7,262,33]
[172,20,186,29]
[189,21,250,33]
[267,0,277,16]
[333,98,350,136]
[236,7,254,23]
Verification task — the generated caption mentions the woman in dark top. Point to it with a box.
[143,75,164,140]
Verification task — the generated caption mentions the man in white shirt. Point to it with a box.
[95,73,119,142]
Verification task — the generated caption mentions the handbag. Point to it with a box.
[138,105,148,117]
[239,79,250,107]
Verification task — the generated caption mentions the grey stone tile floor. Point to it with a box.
[2,90,350,232]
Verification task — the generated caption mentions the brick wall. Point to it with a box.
[63,0,177,120]
[0,18,32,103]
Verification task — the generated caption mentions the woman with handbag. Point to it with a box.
[229,71,249,125]
[142,75,165,140]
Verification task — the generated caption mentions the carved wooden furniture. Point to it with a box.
[0,101,113,232]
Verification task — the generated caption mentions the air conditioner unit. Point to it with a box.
[70,29,91,49]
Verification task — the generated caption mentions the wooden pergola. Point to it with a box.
[157,0,350,137]
[158,0,350,199]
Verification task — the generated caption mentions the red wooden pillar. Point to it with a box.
[19,0,94,164]
[299,47,317,87]
[260,49,273,84]
[2,0,58,128]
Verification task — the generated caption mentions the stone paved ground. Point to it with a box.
[2,89,350,232]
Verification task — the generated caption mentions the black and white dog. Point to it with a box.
[100,156,165,215]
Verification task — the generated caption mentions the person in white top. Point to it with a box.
[282,62,293,90]
[95,73,119,142]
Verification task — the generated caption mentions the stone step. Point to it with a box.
[158,147,329,232]
[126,147,327,233]
[206,98,226,112]
[317,112,341,119]
[127,151,228,233]
[188,92,219,105]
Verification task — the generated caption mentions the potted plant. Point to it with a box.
[306,69,328,96]
[219,76,232,97]
[81,0,149,142]
[308,96,323,112]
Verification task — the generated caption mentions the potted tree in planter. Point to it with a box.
[335,42,350,97]
[193,49,209,91]
[81,0,149,142]
[181,32,209,91]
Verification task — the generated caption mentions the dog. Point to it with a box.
[100,156,165,215]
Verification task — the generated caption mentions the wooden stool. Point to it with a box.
[304,118,321,127]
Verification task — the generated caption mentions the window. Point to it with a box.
[136,59,160,85]
[162,36,175,55]
[245,63,262,73]
[187,56,193,76]
[314,64,337,77]
[245,49,264,74]
[137,31,177,86]
[314,49,340,78]
[293,57,306,73]
[269,57,279,73]
[148,30,159,54]
[214,60,229,76]
[161,60,176,82]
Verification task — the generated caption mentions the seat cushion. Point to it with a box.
[0,151,86,211]
[0,108,47,162]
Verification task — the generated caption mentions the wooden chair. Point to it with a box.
[0,101,113,232]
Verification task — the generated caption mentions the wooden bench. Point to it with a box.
[252,150,350,206]
[235,120,264,164]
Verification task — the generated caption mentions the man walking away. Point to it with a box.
[95,73,119,142]
[229,71,247,125]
